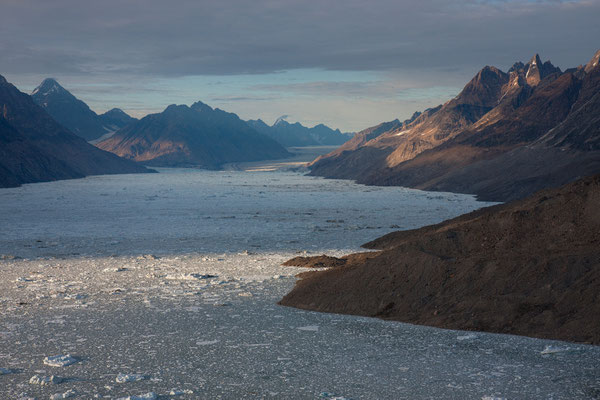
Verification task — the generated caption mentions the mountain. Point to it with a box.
[247,117,353,147]
[280,174,600,344]
[0,74,152,188]
[90,108,139,144]
[309,50,600,201]
[31,78,111,141]
[99,108,137,131]
[97,102,292,168]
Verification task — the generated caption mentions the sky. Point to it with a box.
[1,0,599,132]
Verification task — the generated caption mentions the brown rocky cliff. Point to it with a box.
[279,175,600,344]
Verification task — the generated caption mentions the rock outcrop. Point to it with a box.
[280,174,600,344]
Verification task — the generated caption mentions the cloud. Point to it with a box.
[1,0,598,77]
[1,0,598,131]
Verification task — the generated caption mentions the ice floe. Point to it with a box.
[540,345,571,355]
[297,325,319,332]
[116,393,157,400]
[196,340,219,345]
[164,273,217,280]
[49,389,77,399]
[43,354,79,367]
[116,373,147,383]
[319,392,352,399]
[170,389,194,395]
[29,375,63,385]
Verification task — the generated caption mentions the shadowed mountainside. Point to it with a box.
[97,102,292,168]
[247,117,353,147]
[0,75,152,188]
[31,78,135,141]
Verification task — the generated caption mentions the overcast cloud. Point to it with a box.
[1,0,599,131]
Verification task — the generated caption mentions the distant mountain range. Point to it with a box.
[247,117,353,147]
[97,102,292,168]
[31,78,136,141]
[309,49,600,201]
[30,78,352,149]
[0,75,152,188]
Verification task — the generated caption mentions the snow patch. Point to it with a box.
[394,129,411,137]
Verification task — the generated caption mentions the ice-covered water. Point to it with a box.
[0,168,489,258]
[0,168,599,399]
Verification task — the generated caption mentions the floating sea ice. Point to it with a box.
[50,389,76,399]
[64,293,87,300]
[116,393,157,400]
[170,389,194,395]
[457,333,478,341]
[29,375,63,385]
[116,373,147,383]
[540,345,570,355]
[297,325,319,332]
[164,273,217,281]
[319,392,352,399]
[196,340,219,346]
[43,354,79,367]
[103,267,127,272]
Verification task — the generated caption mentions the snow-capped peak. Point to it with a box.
[31,78,63,97]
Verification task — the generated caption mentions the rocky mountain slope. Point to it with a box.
[247,117,353,147]
[310,50,600,201]
[0,75,152,188]
[280,174,600,344]
[97,102,292,168]
[31,79,135,141]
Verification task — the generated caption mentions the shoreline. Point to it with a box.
[279,175,600,345]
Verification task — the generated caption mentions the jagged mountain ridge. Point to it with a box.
[0,75,152,188]
[309,50,600,201]
[32,79,136,141]
[97,101,292,168]
[247,117,353,147]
